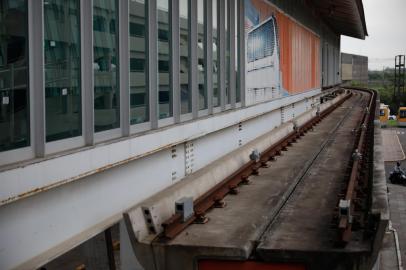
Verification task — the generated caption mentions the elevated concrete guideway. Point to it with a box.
[257,93,370,268]
[125,89,388,270]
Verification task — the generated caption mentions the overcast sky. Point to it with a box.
[341,0,406,70]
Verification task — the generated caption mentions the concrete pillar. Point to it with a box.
[81,233,110,269]
[120,220,144,270]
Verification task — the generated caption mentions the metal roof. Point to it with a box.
[310,0,368,39]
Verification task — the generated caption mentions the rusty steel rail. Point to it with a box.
[160,92,352,240]
[338,87,377,244]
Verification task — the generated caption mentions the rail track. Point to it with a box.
[338,87,377,244]
[159,87,377,246]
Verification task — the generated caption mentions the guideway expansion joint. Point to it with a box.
[160,91,353,240]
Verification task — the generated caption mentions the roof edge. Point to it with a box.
[356,0,368,37]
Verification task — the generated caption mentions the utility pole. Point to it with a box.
[382,66,385,87]
[394,55,405,111]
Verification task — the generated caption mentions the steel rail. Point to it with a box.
[338,87,377,243]
[251,91,365,254]
[160,91,352,240]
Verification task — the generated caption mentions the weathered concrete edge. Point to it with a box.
[369,116,390,269]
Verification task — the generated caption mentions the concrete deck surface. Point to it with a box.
[256,94,370,269]
[258,97,368,253]
[154,93,375,270]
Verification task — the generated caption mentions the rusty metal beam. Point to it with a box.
[338,87,377,243]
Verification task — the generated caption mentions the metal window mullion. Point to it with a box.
[229,0,236,108]
[119,0,130,136]
[30,0,45,157]
[170,0,181,123]
[219,0,226,110]
[338,38,341,84]
[205,0,213,114]
[148,0,158,129]
[189,0,198,118]
[82,0,94,145]
[238,0,246,107]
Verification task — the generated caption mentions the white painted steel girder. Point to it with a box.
[0,89,342,270]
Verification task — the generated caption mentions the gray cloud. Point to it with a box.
[341,0,406,70]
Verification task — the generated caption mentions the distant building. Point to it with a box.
[341,53,369,84]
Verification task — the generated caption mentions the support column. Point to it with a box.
[120,220,144,270]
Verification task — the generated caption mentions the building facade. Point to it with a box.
[0,0,367,269]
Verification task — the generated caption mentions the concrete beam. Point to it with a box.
[369,121,390,269]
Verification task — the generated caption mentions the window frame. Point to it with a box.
[43,0,86,154]
[158,0,176,128]
[0,0,35,164]
[92,0,123,142]
[196,0,208,115]
[0,0,247,167]
[128,0,151,129]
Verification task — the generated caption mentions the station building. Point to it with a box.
[341,52,369,84]
[0,0,367,269]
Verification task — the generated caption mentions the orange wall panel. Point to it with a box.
[245,0,321,97]
[276,12,321,94]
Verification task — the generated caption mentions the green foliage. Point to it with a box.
[368,68,398,113]
[388,119,398,127]
[350,80,368,88]
[346,68,402,114]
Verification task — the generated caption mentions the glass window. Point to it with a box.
[400,110,406,119]
[0,0,30,152]
[130,91,146,107]
[44,0,82,142]
[109,19,116,34]
[129,0,148,125]
[197,0,206,111]
[180,0,191,114]
[93,0,120,132]
[130,58,145,72]
[159,60,169,72]
[212,0,220,107]
[158,0,172,119]
[129,22,145,37]
[247,18,275,62]
[158,29,169,42]
[93,15,106,32]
